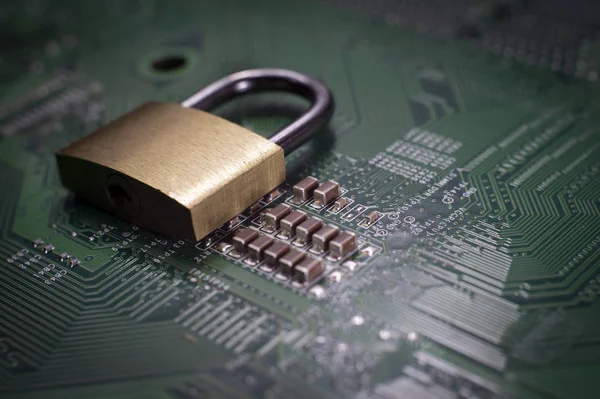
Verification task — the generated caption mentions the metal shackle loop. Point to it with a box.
[181,68,334,154]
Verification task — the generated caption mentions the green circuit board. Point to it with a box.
[1,1,600,398]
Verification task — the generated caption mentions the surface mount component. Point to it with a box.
[280,210,307,237]
[232,228,259,254]
[361,211,380,226]
[313,180,340,207]
[296,217,322,244]
[292,176,319,203]
[248,235,274,261]
[264,241,291,266]
[312,224,340,252]
[279,248,306,275]
[330,231,357,259]
[243,201,262,216]
[332,197,348,211]
[56,69,334,241]
[294,257,324,283]
[264,204,291,230]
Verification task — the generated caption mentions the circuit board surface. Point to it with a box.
[1,1,600,398]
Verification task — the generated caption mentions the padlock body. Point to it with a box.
[57,102,285,240]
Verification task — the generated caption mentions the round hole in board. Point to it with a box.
[151,55,187,72]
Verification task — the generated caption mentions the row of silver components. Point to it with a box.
[33,238,80,267]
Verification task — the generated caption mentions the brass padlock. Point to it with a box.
[56,69,334,240]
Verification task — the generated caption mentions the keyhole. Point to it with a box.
[106,175,139,217]
[107,184,132,208]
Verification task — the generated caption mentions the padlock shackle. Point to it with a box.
[181,68,334,154]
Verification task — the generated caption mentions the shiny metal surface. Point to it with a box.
[57,102,284,240]
[57,69,334,241]
[182,68,334,154]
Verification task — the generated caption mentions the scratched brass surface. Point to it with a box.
[57,102,285,240]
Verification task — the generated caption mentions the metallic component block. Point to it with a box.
[313,180,340,207]
[264,241,290,266]
[292,176,319,203]
[279,248,306,275]
[312,225,340,252]
[296,218,322,244]
[264,204,291,230]
[248,235,274,261]
[232,228,259,254]
[330,231,357,259]
[280,210,307,237]
[294,257,324,283]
